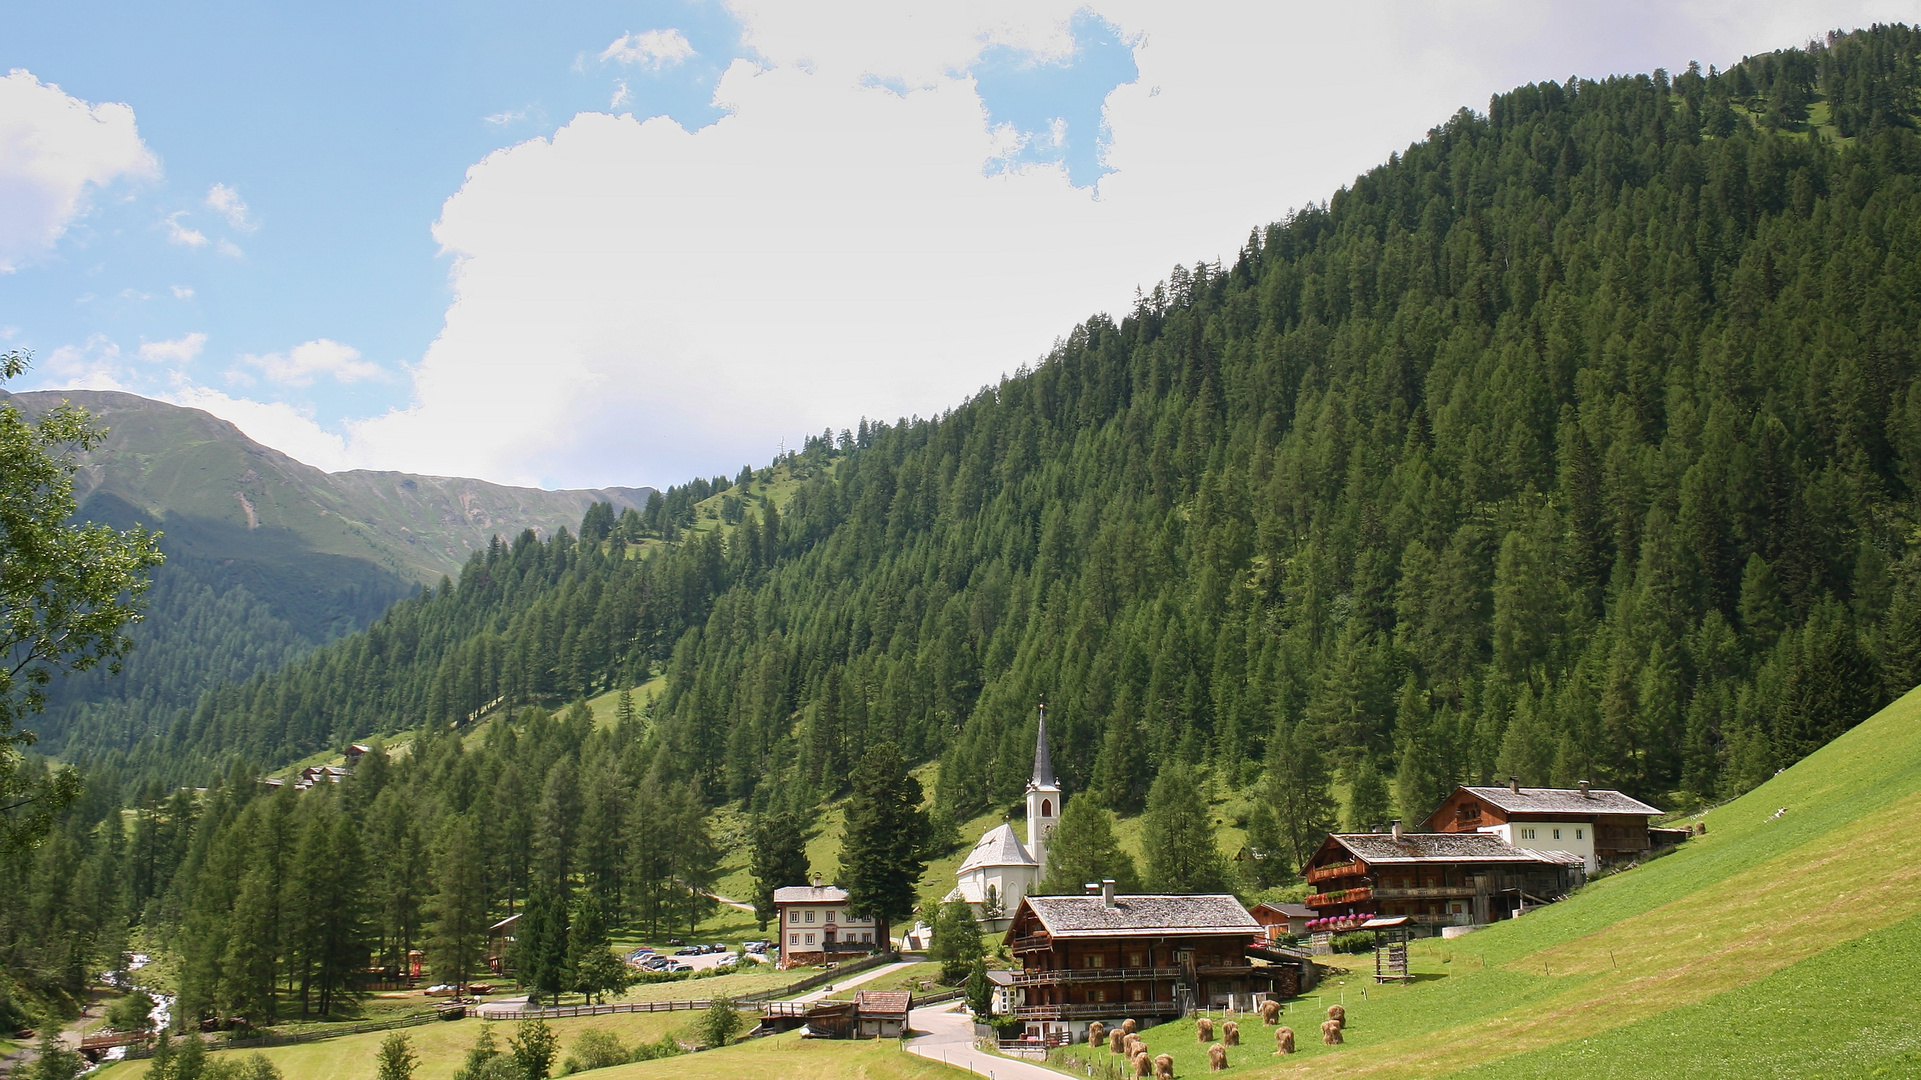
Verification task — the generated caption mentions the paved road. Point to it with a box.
[905,1002,1064,1080]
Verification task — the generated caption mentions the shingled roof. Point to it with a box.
[1459,785,1662,817]
[855,991,912,1017]
[957,823,1037,873]
[1327,832,1586,866]
[772,884,850,904]
[1018,894,1259,938]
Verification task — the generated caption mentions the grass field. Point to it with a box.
[588,1028,952,1080]
[91,1012,689,1080]
[821,962,948,1001]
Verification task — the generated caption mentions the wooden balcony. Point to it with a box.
[1192,964,1258,978]
[1306,887,1373,907]
[1307,861,1363,884]
[1011,934,1052,953]
[1015,1001,1183,1020]
[1371,886,1475,899]
[1011,967,1182,987]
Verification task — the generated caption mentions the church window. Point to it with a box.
[1042,799,1051,817]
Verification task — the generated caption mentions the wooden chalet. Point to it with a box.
[1303,826,1585,932]
[1421,780,1665,871]
[1004,881,1301,1041]
[1251,902,1314,939]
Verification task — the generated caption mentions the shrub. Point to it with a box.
[699,995,741,1048]
[1331,932,1375,954]
[105,990,157,1032]
[560,1029,629,1073]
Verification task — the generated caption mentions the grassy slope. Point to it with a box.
[1045,685,1921,1079]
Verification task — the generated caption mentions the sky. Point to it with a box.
[5,1,1920,490]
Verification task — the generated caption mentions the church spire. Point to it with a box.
[1031,703,1057,789]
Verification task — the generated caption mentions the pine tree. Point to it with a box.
[839,742,925,949]
[375,1031,418,1080]
[1268,720,1336,872]
[514,877,568,1005]
[1140,763,1228,893]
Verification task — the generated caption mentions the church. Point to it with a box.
[946,707,1060,932]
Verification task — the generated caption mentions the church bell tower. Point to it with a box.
[1025,704,1061,884]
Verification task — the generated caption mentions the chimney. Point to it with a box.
[1101,879,1117,907]
[811,872,822,888]
[1509,776,1521,794]
[1085,882,1101,896]
[1392,820,1403,842]
[1579,780,1591,797]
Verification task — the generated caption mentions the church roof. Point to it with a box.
[957,823,1037,873]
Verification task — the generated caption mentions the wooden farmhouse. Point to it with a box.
[1303,826,1586,932]
[1251,901,1314,939]
[1004,882,1304,1041]
[773,879,878,969]
[1420,780,1665,872]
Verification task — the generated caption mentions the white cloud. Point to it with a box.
[484,109,528,125]
[183,0,1921,488]
[216,238,243,258]
[0,69,157,272]
[171,284,194,299]
[599,30,696,70]
[162,386,354,471]
[205,182,256,231]
[610,82,631,109]
[40,333,127,390]
[138,331,206,363]
[163,211,207,247]
[239,338,382,386]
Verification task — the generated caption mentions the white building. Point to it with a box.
[946,707,1060,932]
[773,878,877,969]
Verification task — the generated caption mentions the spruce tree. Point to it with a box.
[1034,794,1139,895]
[926,898,984,983]
[1140,763,1228,893]
[1268,720,1336,871]
[839,742,925,950]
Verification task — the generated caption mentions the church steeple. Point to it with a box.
[1025,702,1061,884]
[1031,704,1056,789]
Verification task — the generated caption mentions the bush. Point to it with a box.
[105,990,157,1032]
[1331,932,1376,954]
[560,1029,629,1073]
[698,995,741,1049]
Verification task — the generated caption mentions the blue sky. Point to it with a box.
[5,1,1916,488]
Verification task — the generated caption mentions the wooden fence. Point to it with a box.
[121,1012,446,1059]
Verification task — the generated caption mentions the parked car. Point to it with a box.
[666,962,693,973]
[666,938,684,946]
[674,946,700,956]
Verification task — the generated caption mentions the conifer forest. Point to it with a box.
[5,24,1921,1039]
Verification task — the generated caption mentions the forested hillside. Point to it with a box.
[48,26,1921,821]
[661,26,1921,840]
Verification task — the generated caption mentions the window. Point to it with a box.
[1457,802,1481,821]
[1128,953,1143,967]
[1521,827,1536,840]
[1576,829,1584,840]
[1083,955,1105,969]
[1132,988,1145,1002]
[805,933,815,945]
[1041,799,1052,817]
[790,934,799,945]
[1088,990,1106,1003]
[1450,904,1462,914]
[1553,829,1562,840]
[862,932,872,943]
[805,910,815,923]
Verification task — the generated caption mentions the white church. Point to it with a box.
[945,708,1061,932]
